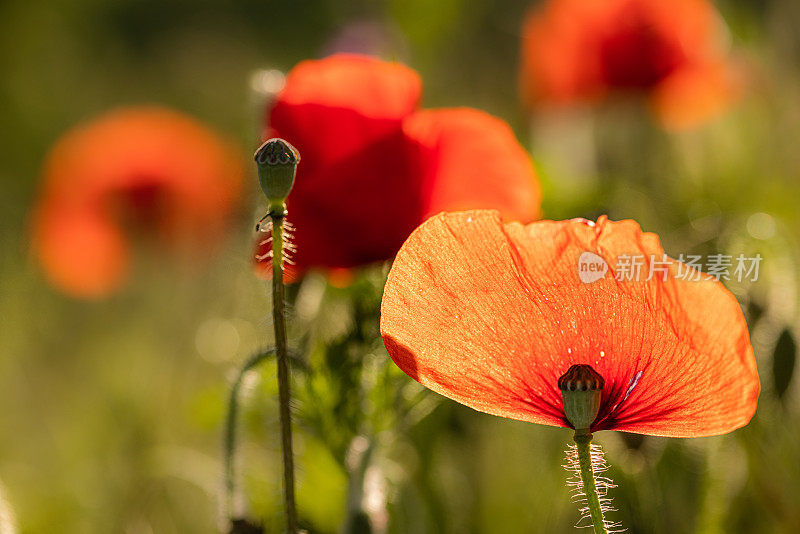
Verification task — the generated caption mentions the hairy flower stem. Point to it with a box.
[574,430,607,534]
[271,208,298,533]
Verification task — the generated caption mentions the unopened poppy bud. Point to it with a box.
[255,138,300,211]
[558,364,604,432]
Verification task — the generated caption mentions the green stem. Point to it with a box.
[224,349,274,519]
[342,437,375,533]
[271,208,298,533]
[574,431,607,534]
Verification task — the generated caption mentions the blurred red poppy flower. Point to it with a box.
[256,54,541,280]
[32,107,243,298]
[519,0,741,129]
[381,210,759,437]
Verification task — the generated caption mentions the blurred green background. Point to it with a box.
[1,0,800,532]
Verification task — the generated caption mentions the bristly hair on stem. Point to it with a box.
[270,208,299,533]
[255,218,297,278]
[563,439,623,533]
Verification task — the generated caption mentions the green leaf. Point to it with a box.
[772,328,796,400]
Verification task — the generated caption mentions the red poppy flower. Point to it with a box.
[32,107,243,298]
[381,210,759,437]
[519,0,741,129]
[256,54,540,279]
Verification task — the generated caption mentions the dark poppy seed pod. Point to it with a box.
[558,364,605,432]
[255,138,300,211]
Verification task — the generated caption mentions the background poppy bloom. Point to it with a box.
[381,210,760,437]
[519,0,740,129]
[256,54,541,279]
[32,107,243,298]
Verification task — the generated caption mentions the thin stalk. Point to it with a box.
[574,431,607,534]
[342,437,375,533]
[224,349,274,519]
[271,209,298,533]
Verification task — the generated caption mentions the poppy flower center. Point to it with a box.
[108,180,169,236]
[599,13,685,89]
[559,364,605,432]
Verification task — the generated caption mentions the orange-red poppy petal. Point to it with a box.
[258,55,543,279]
[40,107,242,242]
[32,107,242,297]
[519,0,737,129]
[652,61,742,130]
[403,108,541,223]
[269,54,422,173]
[33,207,129,298]
[381,210,759,437]
[519,0,606,104]
[278,128,421,272]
